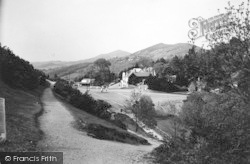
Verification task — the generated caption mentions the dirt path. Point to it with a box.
[38,88,159,164]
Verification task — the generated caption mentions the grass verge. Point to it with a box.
[0,80,47,151]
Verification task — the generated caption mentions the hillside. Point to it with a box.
[0,79,45,151]
[129,43,194,60]
[109,43,196,74]
[82,50,131,63]
[33,50,130,71]
[44,43,195,79]
[32,61,75,70]
[44,62,91,80]
[0,45,47,151]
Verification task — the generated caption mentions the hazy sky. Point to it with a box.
[0,0,241,62]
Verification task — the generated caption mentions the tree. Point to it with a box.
[84,58,114,85]
[136,57,153,68]
[137,95,157,128]
[94,58,111,70]
[152,1,250,163]
[170,56,183,74]
[125,90,157,129]
[204,1,250,99]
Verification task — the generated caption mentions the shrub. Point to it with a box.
[153,91,250,163]
[137,95,157,128]
[181,91,250,163]
[125,91,157,129]
[110,119,127,130]
[93,100,111,118]
[54,79,111,120]
[146,76,179,92]
[86,123,149,145]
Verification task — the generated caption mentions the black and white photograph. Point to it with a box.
[0,0,249,163]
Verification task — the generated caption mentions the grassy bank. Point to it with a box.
[0,80,47,151]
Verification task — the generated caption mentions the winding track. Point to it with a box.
[38,87,159,164]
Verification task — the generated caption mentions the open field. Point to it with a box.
[78,87,187,112]
[78,86,188,139]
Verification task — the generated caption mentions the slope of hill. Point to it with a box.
[44,43,196,79]
[83,50,131,63]
[32,61,74,70]
[129,43,194,60]
[0,45,47,151]
[109,43,196,74]
[44,62,91,80]
[33,50,130,70]
[0,79,45,151]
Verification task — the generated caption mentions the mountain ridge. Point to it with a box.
[130,43,193,60]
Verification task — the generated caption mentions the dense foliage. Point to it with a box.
[146,75,180,92]
[83,58,116,85]
[153,92,250,164]
[152,1,250,163]
[54,79,111,118]
[0,45,46,89]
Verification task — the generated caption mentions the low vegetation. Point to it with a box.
[0,81,46,151]
[86,123,149,145]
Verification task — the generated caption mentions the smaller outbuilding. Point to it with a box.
[80,78,95,86]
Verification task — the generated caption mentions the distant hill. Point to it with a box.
[32,61,75,70]
[33,50,130,70]
[83,50,131,63]
[129,43,194,60]
[44,62,91,80]
[109,43,196,74]
[44,43,197,79]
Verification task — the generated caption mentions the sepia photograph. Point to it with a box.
[0,0,249,163]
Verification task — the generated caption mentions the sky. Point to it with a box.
[0,0,241,62]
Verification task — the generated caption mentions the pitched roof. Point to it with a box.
[132,72,151,77]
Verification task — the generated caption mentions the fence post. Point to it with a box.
[0,98,6,143]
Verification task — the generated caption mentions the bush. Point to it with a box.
[54,79,111,120]
[93,100,112,119]
[152,138,198,164]
[86,123,149,145]
[146,76,179,92]
[153,91,250,164]
[126,91,157,129]
[181,92,250,163]
[137,95,157,128]
[110,119,127,130]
